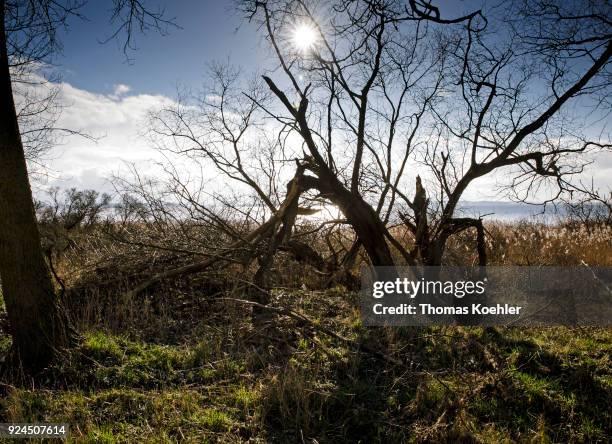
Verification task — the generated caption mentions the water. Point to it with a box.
[455,201,563,223]
[304,201,568,223]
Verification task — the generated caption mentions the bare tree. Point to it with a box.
[562,183,612,227]
[139,0,610,303]
[0,0,175,374]
[37,187,111,230]
[229,0,610,267]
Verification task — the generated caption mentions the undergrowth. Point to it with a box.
[1,301,610,442]
[0,221,610,442]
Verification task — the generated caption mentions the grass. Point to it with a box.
[1,323,609,442]
[0,221,610,442]
[1,332,253,442]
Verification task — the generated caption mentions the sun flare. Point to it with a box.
[292,23,318,52]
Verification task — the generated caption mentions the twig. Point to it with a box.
[216,297,402,365]
[124,167,307,298]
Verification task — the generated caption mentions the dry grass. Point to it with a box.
[0,219,611,442]
[436,221,611,266]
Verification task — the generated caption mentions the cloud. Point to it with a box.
[29,79,612,205]
[113,84,131,96]
[37,80,175,195]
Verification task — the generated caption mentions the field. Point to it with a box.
[0,221,611,443]
[1,0,611,441]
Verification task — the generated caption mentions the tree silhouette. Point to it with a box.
[0,0,175,374]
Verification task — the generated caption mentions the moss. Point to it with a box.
[192,408,232,432]
[1,300,611,443]
[83,331,123,362]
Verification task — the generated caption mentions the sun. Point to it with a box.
[292,23,318,53]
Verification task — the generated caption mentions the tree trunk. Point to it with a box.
[0,4,73,374]
[344,198,395,266]
[314,176,395,267]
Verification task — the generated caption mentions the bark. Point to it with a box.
[305,172,395,267]
[0,4,73,374]
[262,77,395,268]
[412,176,435,264]
[425,217,488,267]
[342,196,395,266]
[252,170,303,300]
[280,240,330,273]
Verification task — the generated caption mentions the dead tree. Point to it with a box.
[123,163,317,298]
[140,0,610,303]
[235,0,610,266]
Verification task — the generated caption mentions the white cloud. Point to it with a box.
[113,83,131,97]
[28,79,612,206]
[107,83,132,100]
[38,81,175,195]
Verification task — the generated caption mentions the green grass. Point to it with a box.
[1,291,611,443]
[1,387,241,442]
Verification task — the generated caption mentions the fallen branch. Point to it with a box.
[123,215,278,298]
[217,296,402,365]
[124,166,310,299]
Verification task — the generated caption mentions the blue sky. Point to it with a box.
[27,0,610,208]
[56,0,264,97]
[34,1,271,196]
[56,1,487,96]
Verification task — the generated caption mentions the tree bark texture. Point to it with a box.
[0,2,72,374]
